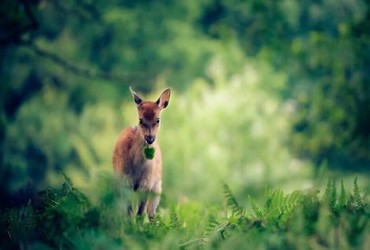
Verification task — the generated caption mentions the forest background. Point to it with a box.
[0,0,369,249]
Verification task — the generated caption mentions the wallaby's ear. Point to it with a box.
[156,88,171,109]
[130,87,142,106]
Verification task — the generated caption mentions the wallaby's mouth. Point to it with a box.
[145,136,155,145]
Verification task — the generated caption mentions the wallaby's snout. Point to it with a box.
[145,135,155,144]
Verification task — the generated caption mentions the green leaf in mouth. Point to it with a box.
[143,146,155,159]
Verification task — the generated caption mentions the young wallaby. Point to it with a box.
[112,87,171,219]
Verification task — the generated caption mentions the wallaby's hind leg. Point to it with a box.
[127,190,147,217]
[147,193,161,219]
[137,200,147,216]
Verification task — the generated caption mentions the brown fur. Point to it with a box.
[112,88,170,219]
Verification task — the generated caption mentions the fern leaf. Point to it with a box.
[204,218,221,235]
[265,190,302,225]
[248,196,264,218]
[352,177,364,211]
[203,217,231,242]
[284,190,302,215]
[149,213,167,230]
[269,189,285,213]
[323,179,337,212]
[337,179,346,211]
[169,205,181,230]
[222,183,244,217]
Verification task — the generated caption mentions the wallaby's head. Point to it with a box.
[130,87,171,145]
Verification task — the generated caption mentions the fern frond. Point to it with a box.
[169,205,181,230]
[248,196,264,218]
[222,183,244,217]
[268,189,285,212]
[204,217,221,235]
[202,217,231,243]
[211,221,230,235]
[247,189,302,228]
[302,190,320,235]
[352,177,364,211]
[149,213,166,228]
[265,190,302,225]
[179,237,208,248]
[323,179,337,212]
[337,179,346,211]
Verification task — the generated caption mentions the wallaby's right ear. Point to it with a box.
[130,87,142,106]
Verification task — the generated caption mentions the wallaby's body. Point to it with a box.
[112,88,170,219]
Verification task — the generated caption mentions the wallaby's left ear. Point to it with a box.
[156,88,171,109]
[130,87,143,107]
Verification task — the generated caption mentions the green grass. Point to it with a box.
[1,175,368,249]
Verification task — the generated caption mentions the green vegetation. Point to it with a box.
[1,0,369,249]
[0,176,368,249]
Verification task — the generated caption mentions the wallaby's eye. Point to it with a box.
[153,119,160,127]
[139,119,148,129]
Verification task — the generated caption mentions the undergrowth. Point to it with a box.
[0,177,368,249]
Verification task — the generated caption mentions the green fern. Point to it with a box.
[186,215,229,248]
[267,189,285,213]
[322,179,337,213]
[337,179,346,212]
[204,217,220,235]
[4,177,366,249]
[149,213,166,229]
[352,177,364,212]
[265,189,302,226]
[200,183,246,242]
[169,205,181,230]
[222,183,244,218]
[302,190,320,235]
[248,189,302,227]
[206,219,231,239]
[248,196,264,218]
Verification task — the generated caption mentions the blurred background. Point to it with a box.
[1,0,369,207]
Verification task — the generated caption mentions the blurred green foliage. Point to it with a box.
[0,175,368,249]
[198,0,370,170]
[0,1,370,247]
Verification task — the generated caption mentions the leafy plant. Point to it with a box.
[222,182,244,219]
[0,176,368,249]
[352,177,365,212]
[248,189,302,228]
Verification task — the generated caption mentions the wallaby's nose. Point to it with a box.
[145,136,155,145]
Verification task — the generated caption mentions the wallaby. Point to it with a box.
[112,87,171,219]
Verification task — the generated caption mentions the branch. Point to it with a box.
[21,41,152,84]
[1,0,153,84]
